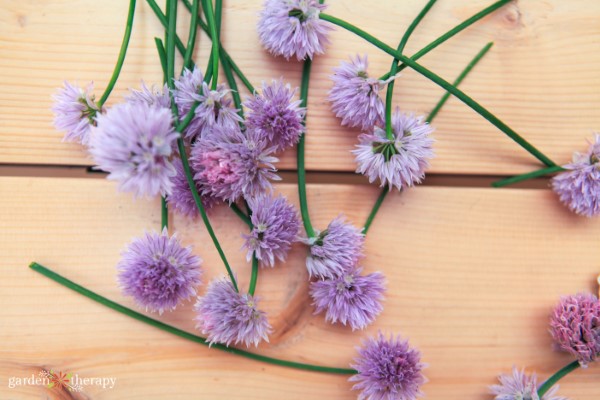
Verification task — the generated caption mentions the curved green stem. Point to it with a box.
[182,0,200,72]
[203,0,220,90]
[28,262,355,375]
[537,360,580,397]
[230,203,253,229]
[492,165,565,187]
[248,255,259,296]
[97,0,136,107]
[362,189,388,234]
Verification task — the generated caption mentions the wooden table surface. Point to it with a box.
[1,0,600,399]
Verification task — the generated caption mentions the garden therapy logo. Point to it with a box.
[7,370,116,391]
[39,370,82,392]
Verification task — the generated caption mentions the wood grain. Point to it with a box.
[1,176,599,399]
[1,1,600,174]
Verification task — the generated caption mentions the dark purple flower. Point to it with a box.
[166,159,219,218]
[550,293,600,367]
[195,278,271,347]
[89,102,178,197]
[126,82,171,109]
[244,80,305,152]
[350,332,426,400]
[305,216,364,278]
[243,194,300,267]
[329,54,391,131]
[310,268,385,330]
[552,134,600,217]
[353,109,434,191]
[52,81,101,145]
[490,367,567,400]
[257,0,332,61]
[117,228,202,314]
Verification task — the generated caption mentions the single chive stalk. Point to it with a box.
[182,0,200,73]
[537,360,580,398]
[248,255,259,296]
[230,203,253,228]
[203,0,221,91]
[492,165,565,187]
[28,262,355,375]
[97,0,137,108]
[154,37,170,230]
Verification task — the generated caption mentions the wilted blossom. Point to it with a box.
[305,216,364,278]
[549,293,600,367]
[243,194,300,267]
[190,126,280,203]
[257,0,332,61]
[310,268,385,330]
[195,278,271,347]
[166,159,219,218]
[244,80,305,152]
[329,54,391,131]
[490,367,567,400]
[117,229,202,314]
[89,102,178,197]
[552,134,600,217]
[350,332,426,400]
[353,109,434,191]
[52,81,101,145]
[126,82,171,109]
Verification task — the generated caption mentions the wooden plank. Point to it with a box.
[1,1,599,174]
[1,176,599,398]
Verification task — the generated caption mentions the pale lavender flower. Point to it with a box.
[550,293,600,367]
[244,80,305,152]
[243,194,300,267]
[350,332,426,400]
[310,268,385,330]
[126,82,171,109]
[52,81,101,145]
[89,102,178,197]
[329,54,390,131]
[257,0,332,61]
[190,126,280,203]
[117,228,202,314]
[353,109,434,191]
[305,216,364,278]
[552,134,600,217]
[166,159,219,218]
[195,278,272,347]
[490,367,567,400]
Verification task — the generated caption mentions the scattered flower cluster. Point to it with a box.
[490,367,566,400]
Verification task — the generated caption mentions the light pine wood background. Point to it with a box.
[1,0,600,399]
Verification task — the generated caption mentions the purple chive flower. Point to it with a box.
[552,134,600,217]
[353,109,434,191]
[305,216,364,279]
[490,367,567,400]
[549,293,600,367]
[52,81,101,145]
[350,332,426,400]
[244,80,305,152]
[166,159,219,218]
[257,0,332,61]
[243,194,300,267]
[195,278,272,347]
[117,229,202,314]
[126,82,171,109]
[329,54,391,131]
[310,268,385,330]
[89,102,178,197]
[190,126,280,203]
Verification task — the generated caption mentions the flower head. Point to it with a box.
[117,229,202,313]
[310,268,385,330]
[490,367,567,400]
[305,216,364,278]
[243,194,300,267]
[353,109,434,191]
[52,81,101,145]
[166,158,219,218]
[89,102,178,197]
[350,332,426,400]
[244,80,305,152]
[550,293,600,367]
[552,134,600,217]
[257,0,332,61]
[126,82,171,109]
[329,55,390,131]
[195,278,271,347]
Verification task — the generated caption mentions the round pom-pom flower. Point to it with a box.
[89,102,178,197]
[117,229,202,314]
[126,82,171,109]
[552,134,600,217]
[243,194,300,267]
[195,278,272,347]
[489,367,567,400]
[550,293,600,367]
[52,81,101,145]
[244,80,305,152]
[350,332,426,400]
[166,159,219,218]
[310,268,385,330]
[257,0,332,61]
[353,109,434,191]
